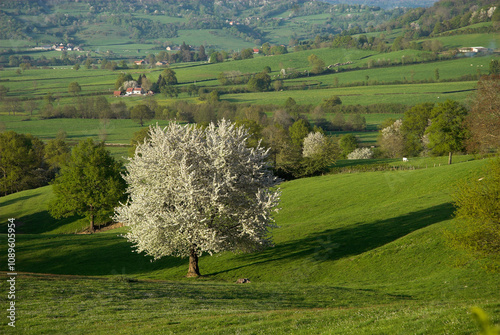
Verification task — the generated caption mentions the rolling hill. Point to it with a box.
[1,157,499,333]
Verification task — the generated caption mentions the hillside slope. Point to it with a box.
[1,159,498,289]
[1,158,499,334]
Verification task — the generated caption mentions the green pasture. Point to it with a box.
[283,55,494,90]
[0,115,168,144]
[422,32,500,50]
[222,81,478,106]
[1,158,499,333]
[172,48,375,83]
[1,275,496,334]
[1,67,118,100]
[0,48,489,109]
[169,29,256,51]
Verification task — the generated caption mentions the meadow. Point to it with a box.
[222,81,477,106]
[0,45,490,111]
[1,158,499,334]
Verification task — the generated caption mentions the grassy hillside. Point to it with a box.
[1,158,499,333]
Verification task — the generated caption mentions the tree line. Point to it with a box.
[377,75,500,162]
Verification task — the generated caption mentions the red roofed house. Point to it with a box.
[125,87,144,95]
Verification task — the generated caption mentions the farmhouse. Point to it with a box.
[133,87,144,95]
[134,60,146,65]
[113,90,122,97]
[458,46,488,53]
[125,87,144,96]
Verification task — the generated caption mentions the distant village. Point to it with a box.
[32,43,83,52]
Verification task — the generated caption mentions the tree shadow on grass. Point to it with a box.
[12,233,185,276]
[4,210,86,234]
[1,194,41,208]
[10,203,454,280]
[207,202,455,276]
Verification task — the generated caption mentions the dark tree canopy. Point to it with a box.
[130,104,154,126]
[0,131,46,195]
[49,138,126,232]
[426,99,469,164]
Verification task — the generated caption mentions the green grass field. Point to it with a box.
[222,81,477,106]
[0,47,488,114]
[1,158,499,334]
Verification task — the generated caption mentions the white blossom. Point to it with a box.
[347,147,373,160]
[302,132,326,157]
[114,120,281,262]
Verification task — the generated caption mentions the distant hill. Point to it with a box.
[323,0,439,9]
[380,0,499,37]
[0,0,412,52]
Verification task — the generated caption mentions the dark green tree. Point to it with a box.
[130,104,154,126]
[426,100,469,164]
[44,138,71,172]
[0,131,46,195]
[0,85,9,100]
[115,73,133,90]
[241,48,254,60]
[284,97,297,113]
[247,72,271,92]
[321,96,342,112]
[401,102,434,156]
[307,54,325,74]
[289,119,311,147]
[68,81,81,96]
[161,68,178,85]
[199,45,207,61]
[339,134,358,158]
[489,59,500,75]
[49,139,126,232]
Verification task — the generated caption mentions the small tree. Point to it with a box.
[426,100,469,164]
[301,132,337,176]
[161,68,178,85]
[289,119,311,147]
[44,138,71,172]
[379,119,404,158]
[114,120,281,277]
[401,102,434,157]
[68,82,81,96]
[321,96,342,112]
[247,72,271,92]
[49,139,126,232]
[339,134,358,158]
[308,54,325,74]
[130,104,154,126]
[0,131,46,195]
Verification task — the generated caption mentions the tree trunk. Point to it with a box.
[448,151,453,165]
[89,207,95,233]
[186,247,201,278]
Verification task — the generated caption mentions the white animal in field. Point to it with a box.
[403,157,408,162]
